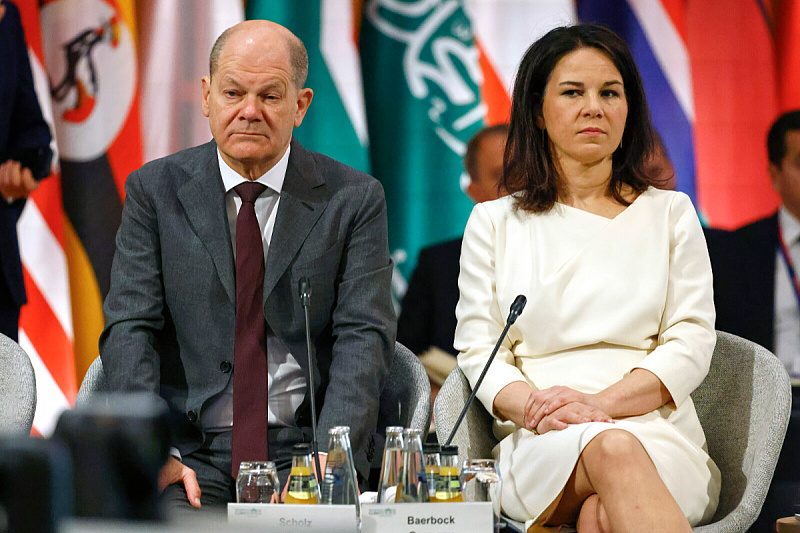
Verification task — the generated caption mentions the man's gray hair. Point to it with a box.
[208,25,309,89]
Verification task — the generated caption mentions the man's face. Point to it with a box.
[202,31,312,179]
[770,130,800,220]
[467,133,507,203]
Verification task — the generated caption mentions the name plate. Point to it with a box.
[361,502,494,533]
[227,502,494,532]
[228,503,358,532]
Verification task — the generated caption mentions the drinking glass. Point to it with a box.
[236,461,281,503]
[461,459,502,532]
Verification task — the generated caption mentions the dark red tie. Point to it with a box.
[231,182,268,477]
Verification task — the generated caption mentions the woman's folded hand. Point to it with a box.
[524,385,595,431]
[534,402,613,434]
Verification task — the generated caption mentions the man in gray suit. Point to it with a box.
[100,20,395,509]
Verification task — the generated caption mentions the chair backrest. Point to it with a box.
[80,343,432,434]
[434,331,792,533]
[434,363,496,458]
[692,331,791,531]
[378,342,432,436]
[0,333,37,434]
[76,356,107,408]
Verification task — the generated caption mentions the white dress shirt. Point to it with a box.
[773,207,800,378]
[202,144,307,430]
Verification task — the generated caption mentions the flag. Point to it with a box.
[465,0,576,125]
[246,0,370,173]
[578,0,699,207]
[685,0,780,227]
[39,0,144,382]
[15,0,76,437]
[776,0,800,111]
[360,0,485,281]
[578,0,780,228]
[137,0,244,163]
[360,0,576,284]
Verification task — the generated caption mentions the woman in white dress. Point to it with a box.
[455,25,720,533]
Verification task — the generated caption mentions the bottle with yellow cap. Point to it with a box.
[284,443,320,504]
[435,445,463,502]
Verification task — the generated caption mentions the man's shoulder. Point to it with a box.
[731,213,778,242]
[1,1,22,28]
[294,142,378,189]
[131,142,214,183]
[706,212,778,266]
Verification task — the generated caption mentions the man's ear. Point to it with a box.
[293,88,314,128]
[466,181,478,203]
[201,76,211,118]
[769,162,782,193]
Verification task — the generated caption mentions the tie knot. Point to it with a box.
[235,182,267,204]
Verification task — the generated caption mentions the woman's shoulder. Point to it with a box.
[637,187,694,212]
[465,195,531,241]
[471,195,517,222]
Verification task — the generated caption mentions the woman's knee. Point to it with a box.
[583,429,646,465]
[577,494,612,533]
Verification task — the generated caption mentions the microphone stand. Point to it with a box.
[445,295,527,447]
[299,278,323,486]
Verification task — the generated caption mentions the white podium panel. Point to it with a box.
[228,503,358,532]
[361,502,494,533]
[227,502,494,533]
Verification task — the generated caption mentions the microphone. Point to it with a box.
[299,277,323,485]
[444,294,527,446]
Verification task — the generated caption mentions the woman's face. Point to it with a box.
[538,47,628,168]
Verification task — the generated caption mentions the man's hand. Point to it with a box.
[0,160,39,201]
[158,456,202,508]
[535,402,613,434]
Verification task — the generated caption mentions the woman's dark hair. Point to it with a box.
[503,23,660,213]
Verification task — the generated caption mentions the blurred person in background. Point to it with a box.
[396,124,508,395]
[397,124,508,359]
[706,109,800,532]
[0,0,53,342]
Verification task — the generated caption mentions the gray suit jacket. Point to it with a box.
[100,139,395,477]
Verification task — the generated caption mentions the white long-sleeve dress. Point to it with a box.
[455,188,721,531]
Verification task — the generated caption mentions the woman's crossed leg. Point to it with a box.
[544,429,691,533]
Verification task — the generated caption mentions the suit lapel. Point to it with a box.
[263,139,327,303]
[176,142,236,303]
[765,213,780,348]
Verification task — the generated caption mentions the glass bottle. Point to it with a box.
[396,428,429,503]
[376,426,404,503]
[284,443,320,504]
[319,426,359,505]
[423,443,441,502]
[435,445,463,502]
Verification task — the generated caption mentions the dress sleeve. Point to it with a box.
[634,192,716,406]
[455,202,529,416]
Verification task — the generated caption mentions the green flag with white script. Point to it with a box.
[360,0,485,280]
[245,1,370,173]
